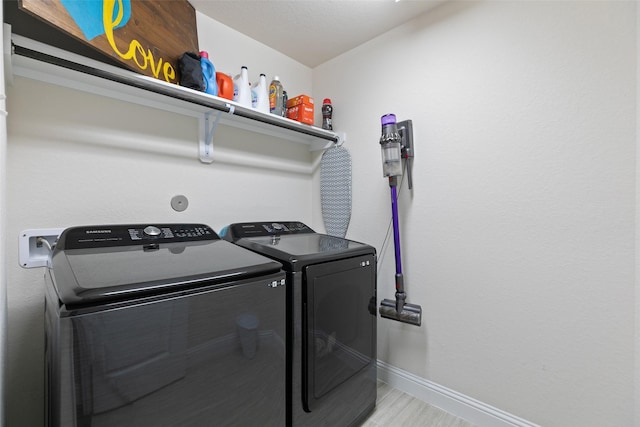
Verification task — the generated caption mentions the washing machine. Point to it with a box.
[222,221,377,427]
[44,223,287,427]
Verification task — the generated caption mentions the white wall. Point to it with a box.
[313,1,636,426]
[0,11,6,427]
[3,13,313,426]
[636,3,640,425]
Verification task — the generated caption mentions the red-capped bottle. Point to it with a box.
[322,98,333,130]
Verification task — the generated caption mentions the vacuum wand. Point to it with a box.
[378,114,422,326]
[390,182,406,314]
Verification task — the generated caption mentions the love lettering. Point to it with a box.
[103,0,177,83]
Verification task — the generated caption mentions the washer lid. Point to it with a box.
[49,224,282,306]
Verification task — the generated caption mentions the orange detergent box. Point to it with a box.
[286,95,314,125]
[287,104,314,125]
[286,94,314,108]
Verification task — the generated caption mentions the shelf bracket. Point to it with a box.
[199,110,223,163]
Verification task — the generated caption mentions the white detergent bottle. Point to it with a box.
[251,83,258,109]
[233,66,252,108]
[252,74,270,114]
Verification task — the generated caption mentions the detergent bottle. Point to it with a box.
[252,74,270,114]
[233,66,252,108]
[199,51,218,96]
[269,76,284,116]
[216,72,234,100]
[251,82,257,109]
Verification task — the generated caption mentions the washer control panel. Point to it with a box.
[226,222,314,239]
[59,224,218,250]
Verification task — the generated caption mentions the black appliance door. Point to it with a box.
[302,254,376,412]
[54,272,286,427]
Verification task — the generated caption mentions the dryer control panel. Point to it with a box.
[225,222,314,240]
[57,224,218,250]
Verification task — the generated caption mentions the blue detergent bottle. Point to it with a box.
[199,51,218,96]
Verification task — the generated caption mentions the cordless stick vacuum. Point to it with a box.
[378,114,422,326]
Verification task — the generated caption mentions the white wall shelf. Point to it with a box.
[6,33,339,162]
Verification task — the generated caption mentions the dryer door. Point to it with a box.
[302,254,376,411]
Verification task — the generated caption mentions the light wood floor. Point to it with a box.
[359,381,475,427]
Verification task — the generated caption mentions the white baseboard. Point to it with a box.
[376,360,540,427]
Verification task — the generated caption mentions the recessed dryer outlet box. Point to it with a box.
[19,228,64,268]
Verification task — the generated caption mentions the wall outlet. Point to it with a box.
[19,228,64,268]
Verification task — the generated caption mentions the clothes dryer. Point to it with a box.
[222,221,377,427]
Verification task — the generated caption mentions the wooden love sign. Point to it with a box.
[18,0,199,84]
